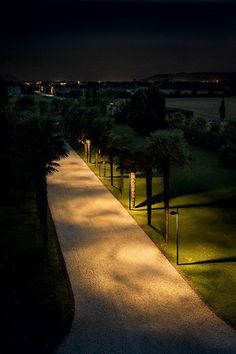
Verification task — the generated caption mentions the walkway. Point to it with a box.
[48,147,236,354]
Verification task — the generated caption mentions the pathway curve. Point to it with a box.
[48,147,236,354]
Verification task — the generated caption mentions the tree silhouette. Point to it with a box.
[219,98,226,122]
[149,130,190,242]
[128,86,166,136]
[17,114,68,248]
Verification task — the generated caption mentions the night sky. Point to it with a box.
[1,1,236,81]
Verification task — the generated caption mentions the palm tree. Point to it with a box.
[149,130,190,242]
[103,133,117,186]
[18,113,68,249]
[116,139,154,223]
[133,141,154,225]
[104,132,132,186]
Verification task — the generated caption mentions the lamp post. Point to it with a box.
[170,208,179,265]
[98,149,101,176]
[78,138,83,153]
[129,171,136,210]
[86,139,91,163]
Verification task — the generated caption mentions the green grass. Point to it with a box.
[79,145,236,328]
[0,190,74,354]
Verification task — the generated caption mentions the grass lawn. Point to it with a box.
[78,144,236,328]
[0,190,74,353]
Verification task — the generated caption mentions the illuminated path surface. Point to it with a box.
[48,147,236,354]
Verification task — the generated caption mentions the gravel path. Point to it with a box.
[48,147,236,354]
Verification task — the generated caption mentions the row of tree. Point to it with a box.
[63,87,190,242]
[1,96,68,248]
[7,89,232,245]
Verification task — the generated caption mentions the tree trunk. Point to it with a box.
[109,155,114,186]
[120,168,124,194]
[163,163,170,243]
[146,167,153,226]
[95,152,98,167]
[103,159,106,177]
[98,153,101,176]
[98,162,101,176]
[84,142,88,160]
[129,171,136,209]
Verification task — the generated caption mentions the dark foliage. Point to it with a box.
[16,114,68,248]
[127,86,166,136]
[219,98,226,120]
[16,96,36,111]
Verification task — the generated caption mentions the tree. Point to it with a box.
[38,100,51,114]
[116,137,154,225]
[16,95,35,111]
[114,101,129,124]
[219,120,236,167]
[188,116,207,131]
[89,116,114,148]
[222,120,236,145]
[149,130,190,242]
[219,143,236,168]
[17,113,68,249]
[167,111,186,130]
[134,142,154,226]
[185,116,208,147]
[51,98,67,114]
[219,98,226,122]
[127,86,166,136]
[103,132,132,186]
[85,81,98,105]
[80,116,114,164]
[114,132,136,193]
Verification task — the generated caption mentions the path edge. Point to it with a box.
[48,208,75,350]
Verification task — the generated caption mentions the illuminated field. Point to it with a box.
[166,97,236,121]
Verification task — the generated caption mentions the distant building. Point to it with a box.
[7,84,22,96]
[106,98,129,115]
[106,102,117,115]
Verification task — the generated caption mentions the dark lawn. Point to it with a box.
[0,190,74,354]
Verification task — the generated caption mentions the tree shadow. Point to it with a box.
[136,196,230,211]
[112,185,121,192]
[180,256,236,266]
[134,201,219,211]
[135,193,164,208]
[149,224,162,234]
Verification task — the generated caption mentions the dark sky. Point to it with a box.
[1,1,236,81]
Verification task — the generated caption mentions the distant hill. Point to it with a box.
[143,72,236,82]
